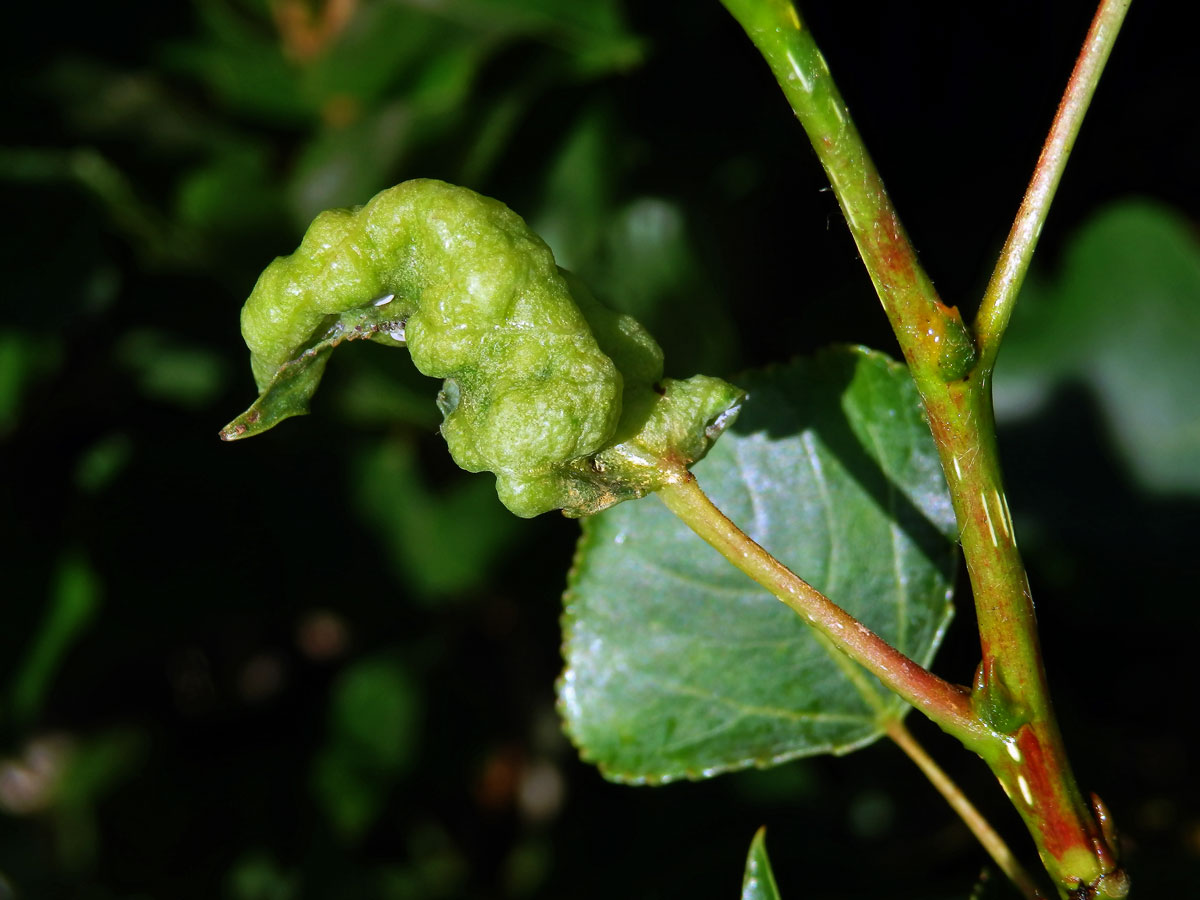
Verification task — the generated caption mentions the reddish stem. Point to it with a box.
[720,1,1132,895]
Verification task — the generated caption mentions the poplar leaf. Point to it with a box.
[560,347,957,783]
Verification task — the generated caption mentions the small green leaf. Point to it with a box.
[741,828,782,900]
[559,347,957,783]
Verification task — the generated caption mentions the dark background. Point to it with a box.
[1,1,1197,897]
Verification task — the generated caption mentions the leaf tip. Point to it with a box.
[218,422,245,442]
[742,825,782,900]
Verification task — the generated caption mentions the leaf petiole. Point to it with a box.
[656,473,985,746]
[973,0,1133,372]
[886,718,1043,900]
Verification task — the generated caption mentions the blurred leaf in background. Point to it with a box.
[995,201,1200,496]
[0,330,62,438]
[353,438,521,601]
[311,655,420,841]
[531,106,739,376]
[227,851,300,900]
[6,555,101,730]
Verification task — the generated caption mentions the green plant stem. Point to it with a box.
[720,1,1129,896]
[940,395,1125,899]
[656,473,985,745]
[974,0,1132,372]
[886,718,1043,900]
[719,0,977,399]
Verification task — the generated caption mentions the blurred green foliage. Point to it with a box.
[311,656,419,841]
[1,0,1198,898]
[995,201,1200,495]
[9,555,101,729]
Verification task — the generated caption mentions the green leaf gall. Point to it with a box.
[221,179,743,517]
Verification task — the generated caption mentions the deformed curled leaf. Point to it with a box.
[220,179,743,517]
[219,301,407,440]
